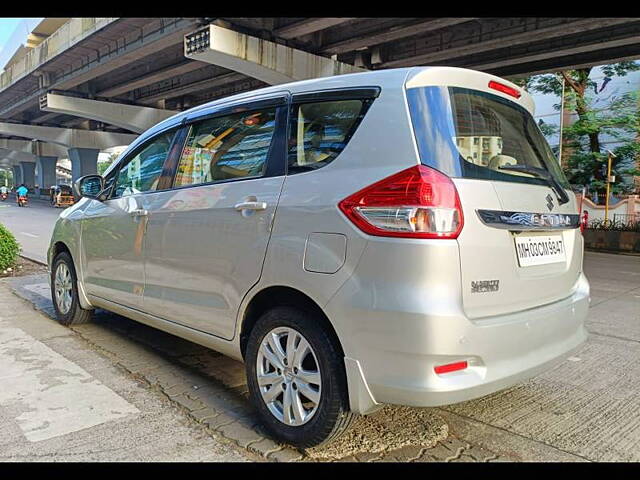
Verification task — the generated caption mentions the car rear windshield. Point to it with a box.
[406,86,569,188]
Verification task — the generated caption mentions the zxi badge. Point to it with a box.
[546,194,555,211]
[471,280,499,293]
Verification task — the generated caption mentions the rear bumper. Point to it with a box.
[329,257,589,411]
[371,302,588,408]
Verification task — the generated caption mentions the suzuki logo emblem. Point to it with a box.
[546,194,555,211]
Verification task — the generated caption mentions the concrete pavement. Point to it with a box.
[442,252,640,462]
[0,284,250,462]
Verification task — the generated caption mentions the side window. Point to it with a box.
[112,130,175,198]
[287,99,371,174]
[174,108,277,187]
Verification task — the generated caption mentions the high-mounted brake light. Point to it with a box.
[338,165,464,239]
[488,80,522,99]
[434,361,468,375]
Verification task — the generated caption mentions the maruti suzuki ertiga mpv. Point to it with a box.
[48,67,589,448]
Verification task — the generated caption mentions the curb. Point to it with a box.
[584,248,640,257]
[19,254,48,267]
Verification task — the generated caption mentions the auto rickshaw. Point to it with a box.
[51,184,75,208]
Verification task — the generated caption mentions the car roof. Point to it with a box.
[144,67,416,136]
[106,66,533,177]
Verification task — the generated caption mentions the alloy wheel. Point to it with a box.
[54,263,73,315]
[256,327,322,426]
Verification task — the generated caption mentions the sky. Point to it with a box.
[0,18,43,69]
[0,18,24,48]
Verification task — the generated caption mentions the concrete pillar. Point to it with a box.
[68,148,99,181]
[19,162,35,191]
[12,165,22,187]
[626,195,639,217]
[36,155,58,197]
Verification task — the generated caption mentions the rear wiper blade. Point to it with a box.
[498,165,570,205]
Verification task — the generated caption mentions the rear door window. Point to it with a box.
[173,108,277,187]
[287,99,371,174]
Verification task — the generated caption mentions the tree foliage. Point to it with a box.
[0,223,20,271]
[97,152,120,176]
[0,169,13,187]
[525,62,640,195]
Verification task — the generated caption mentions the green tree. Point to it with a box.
[0,223,20,271]
[0,168,14,187]
[97,152,120,175]
[525,62,640,195]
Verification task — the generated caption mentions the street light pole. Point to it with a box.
[604,149,617,223]
[558,75,566,166]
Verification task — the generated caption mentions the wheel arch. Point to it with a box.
[51,240,72,260]
[239,286,345,362]
[50,240,93,310]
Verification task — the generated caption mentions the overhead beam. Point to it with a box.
[185,24,365,85]
[274,18,356,39]
[136,72,247,105]
[97,60,208,98]
[0,122,137,149]
[0,148,35,164]
[53,19,199,91]
[469,34,640,72]
[321,18,478,55]
[506,51,640,80]
[0,139,66,158]
[0,19,199,120]
[30,112,61,124]
[381,18,636,68]
[40,93,178,133]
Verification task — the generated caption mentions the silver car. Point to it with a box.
[48,66,589,448]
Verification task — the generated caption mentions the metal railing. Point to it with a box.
[613,213,640,224]
[589,213,640,232]
[0,18,118,92]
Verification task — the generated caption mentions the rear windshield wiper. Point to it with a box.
[498,165,570,205]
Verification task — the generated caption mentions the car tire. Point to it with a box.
[245,306,356,448]
[51,251,92,326]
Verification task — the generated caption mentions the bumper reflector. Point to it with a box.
[434,361,468,375]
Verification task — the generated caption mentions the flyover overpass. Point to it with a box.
[0,17,638,185]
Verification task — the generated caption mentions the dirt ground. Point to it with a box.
[0,256,48,278]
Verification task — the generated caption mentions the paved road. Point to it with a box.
[0,195,61,264]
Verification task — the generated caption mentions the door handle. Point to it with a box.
[234,201,267,211]
[130,208,149,217]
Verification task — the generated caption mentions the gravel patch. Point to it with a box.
[305,405,448,460]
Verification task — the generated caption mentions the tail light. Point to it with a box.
[338,165,463,239]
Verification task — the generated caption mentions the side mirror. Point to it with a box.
[74,175,104,200]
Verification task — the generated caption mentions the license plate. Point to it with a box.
[514,234,566,267]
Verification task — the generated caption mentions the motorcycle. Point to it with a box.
[0,192,7,201]
[17,195,28,207]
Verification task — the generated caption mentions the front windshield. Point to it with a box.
[406,86,570,188]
